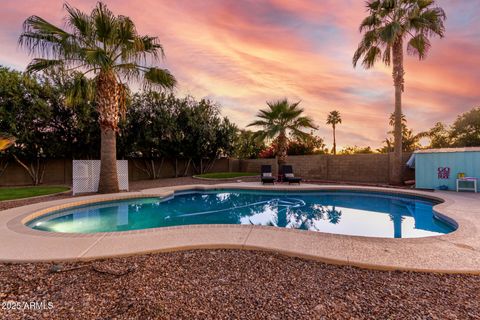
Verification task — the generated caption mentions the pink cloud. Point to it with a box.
[0,0,478,149]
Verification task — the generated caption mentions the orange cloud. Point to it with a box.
[0,0,478,149]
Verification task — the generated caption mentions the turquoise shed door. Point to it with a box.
[415,152,480,191]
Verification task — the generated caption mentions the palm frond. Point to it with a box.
[378,22,402,44]
[65,74,95,107]
[362,46,382,68]
[19,15,71,58]
[92,1,116,42]
[84,48,110,68]
[407,33,431,59]
[249,99,316,144]
[359,14,381,32]
[144,67,176,89]
[64,3,92,39]
[354,0,446,70]
[20,1,177,113]
[25,58,64,73]
[247,120,269,127]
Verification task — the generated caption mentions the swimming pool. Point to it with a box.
[27,189,455,238]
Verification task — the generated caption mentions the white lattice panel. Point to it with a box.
[72,160,129,195]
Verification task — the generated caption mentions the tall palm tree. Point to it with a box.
[353,0,446,184]
[326,110,342,155]
[19,2,176,193]
[248,99,316,166]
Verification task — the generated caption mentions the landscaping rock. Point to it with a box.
[0,250,479,320]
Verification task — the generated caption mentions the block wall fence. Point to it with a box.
[0,153,413,186]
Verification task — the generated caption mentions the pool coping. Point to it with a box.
[1,183,480,274]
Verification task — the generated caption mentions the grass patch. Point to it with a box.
[0,186,69,201]
[195,172,258,179]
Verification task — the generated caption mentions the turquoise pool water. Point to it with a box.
[27,189,455,238]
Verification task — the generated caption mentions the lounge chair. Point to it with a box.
[260,165,275,184]
[281,165,302,184]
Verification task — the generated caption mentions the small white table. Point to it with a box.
[456,178,477,193]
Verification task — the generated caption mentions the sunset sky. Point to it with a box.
[1,0,479,149]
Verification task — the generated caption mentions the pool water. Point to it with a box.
[27,189,455,238]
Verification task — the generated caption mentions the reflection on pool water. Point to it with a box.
[27,189,455,238]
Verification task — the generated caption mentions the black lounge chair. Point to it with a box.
[281,165,302,184]
[260,165,275,184]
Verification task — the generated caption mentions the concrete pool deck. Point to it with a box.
[1,183,480,274]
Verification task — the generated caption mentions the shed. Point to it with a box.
[411,147,480,191]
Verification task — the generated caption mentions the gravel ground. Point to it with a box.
[0,250,479,320]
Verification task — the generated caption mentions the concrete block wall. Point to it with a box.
[283,155,328,179]
[327,154,390,183]
[0,157,232,186]
[0,154,414,186]
[239,158,277,175]
[239,153,414,184]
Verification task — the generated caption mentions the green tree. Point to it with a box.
[184,99,237,174]
[353,0,446,184]
[378,112,422,152]
[248,99,317,167]
[45,71,101,159]
[449,107,480,147]
[287,132,327,155]
[120,92,237,176]
[19,2,176,193]
[419,122,451,149]
[339,146,374,155]
[326,110,342,155]
[234,130,266,159]
[120,91,175,179]
[0,67,57,184]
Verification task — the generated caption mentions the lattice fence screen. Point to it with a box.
[72,160,129,195]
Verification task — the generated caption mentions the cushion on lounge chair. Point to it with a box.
[263,172,272,177]
[280,165,302,183]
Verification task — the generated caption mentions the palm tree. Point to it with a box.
[383,112,423,152]
[326,110,342,155]
[247,99,316,167]
[353,0,446,184]
[19,2,176,193]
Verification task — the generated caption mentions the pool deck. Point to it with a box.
[1,183,480,274]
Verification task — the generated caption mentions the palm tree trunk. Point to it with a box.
[277,131,288,167]
[391,39,404,185]
[97,71,120,194]
[332,125,336,155]
[99,127,119,193]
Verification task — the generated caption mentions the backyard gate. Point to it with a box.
[72,160,129,195]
